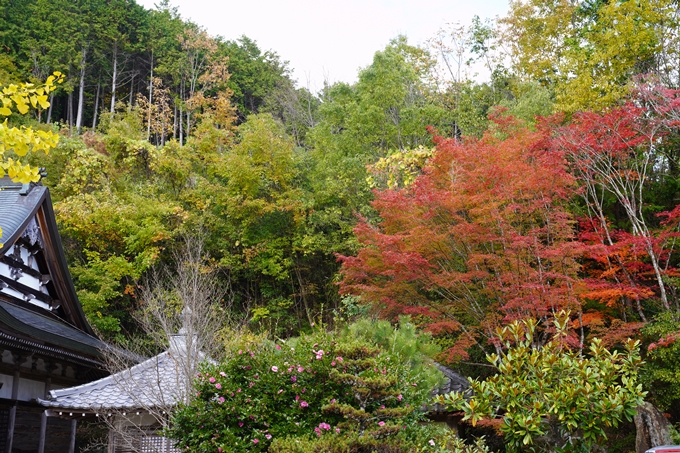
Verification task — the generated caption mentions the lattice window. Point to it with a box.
[111,425,180,453]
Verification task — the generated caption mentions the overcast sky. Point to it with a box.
[135,0,510,92]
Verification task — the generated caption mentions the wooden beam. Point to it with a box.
[0,256,44,280]
[0,274,53,304]
[38,411,47,453]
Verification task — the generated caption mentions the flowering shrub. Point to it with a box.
[167,319,444,452]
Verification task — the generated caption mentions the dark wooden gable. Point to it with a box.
[0,177,93,335]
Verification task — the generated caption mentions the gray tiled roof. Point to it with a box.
[0,300,112,363]
[0,178,45,253]
[433,363,470,396]
[428,363,471,413]
[39,336,203,411]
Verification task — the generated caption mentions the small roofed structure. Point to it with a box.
[427,363,471,432]
[39,330,202,453]
[0,177,127,452]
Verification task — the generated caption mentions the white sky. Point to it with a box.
[136,0,510,92]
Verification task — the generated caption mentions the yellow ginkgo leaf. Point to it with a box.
[15,102,28,115]
[36,95,50,110]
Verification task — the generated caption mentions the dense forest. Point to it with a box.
[2,0,680,449]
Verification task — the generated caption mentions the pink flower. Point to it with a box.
[335,428,340,433]
[237,388,241,393]
[314,427,321,437]
[378,421,385,426]
[397,394,403,401]
[275,344,281,350]
[429,440,435,447]
[266,434,272,440]
[219,371,226,377]
[209,377,216,383]
[330,399,337,404]
[215,383,222,389]
[238,350,243,355]
[336,356,343,362]
[319,422,331,430]
[271,366,279,372]
[300,401,308,408]
[297,366,304,373]
[218,397,225,404]
[239,422,244,427]
[331,361,336,366]
[291,376,297,383]
[218,448,223,452]
[277,389,283,394]
[253,439,259,444]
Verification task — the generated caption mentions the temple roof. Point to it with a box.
[40,335,201,412]
[0,177,95,335]
[0,300,112,364]
[0,178,45,252]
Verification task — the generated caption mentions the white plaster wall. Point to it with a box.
[0,373,13,399]
[17,377,45,401]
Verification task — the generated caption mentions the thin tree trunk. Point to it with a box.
[67,90,73,135]
[179,105,184,146]
[147,52,153,140]
[46,92,54,124]
[128,73,135,108]
[75,46,87,134]
[110,42,118,113]
[173,102,177,140]
[179,80,184,145]
[92,80,100,130]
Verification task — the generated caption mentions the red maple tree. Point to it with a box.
[339,112,583,359]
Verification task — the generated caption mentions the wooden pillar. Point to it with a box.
[38,411,47,453]
[11,370,19,400]
[44,377,51,399]
[69,418,77,453]
[6,371,19,453]
[5,406,15,453]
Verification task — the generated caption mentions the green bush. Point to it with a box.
[167,319,444,452]
[641,310,680,414]
[437,313,646,453]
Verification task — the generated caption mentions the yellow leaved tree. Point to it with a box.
[0,72,64,244]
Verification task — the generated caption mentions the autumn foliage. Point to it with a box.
[339,111,583,358]
[340,85,680,361]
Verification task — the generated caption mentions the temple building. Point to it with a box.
[0,177,119,453]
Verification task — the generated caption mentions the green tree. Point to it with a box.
[0,73,63,243]
[437,313,646,453]
[502,0,673,113]
[221,36,289,120]
[641,311,680,416]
